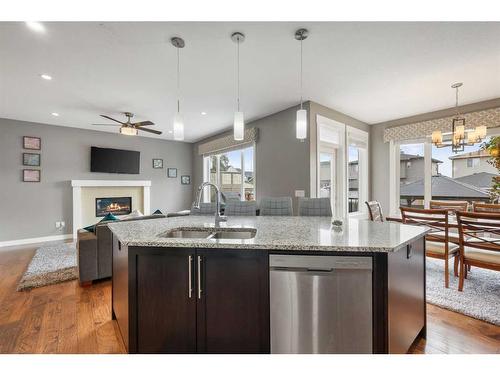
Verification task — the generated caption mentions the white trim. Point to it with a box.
[389,140,400,216]
[71,180,151,187]
[71,179,151,239]
[423,142,432,208]
[0,234,73,249]
[347,125,369,219]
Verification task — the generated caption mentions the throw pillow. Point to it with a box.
[83,213,120,232]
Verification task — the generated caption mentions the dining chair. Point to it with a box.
[400,207,459,288]
[472,202,500,213]
[225,201,257,216]
[259,197,293,216]
[190,202,217,215]
[429,200,469,214]
[365,201,384,222]
[456,211,500,291]
[298,197,332,217]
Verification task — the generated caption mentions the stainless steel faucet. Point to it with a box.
[193,182,227,226]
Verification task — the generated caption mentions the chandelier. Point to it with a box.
[431,83,487,153]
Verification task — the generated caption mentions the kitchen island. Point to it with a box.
[108,216,428,354]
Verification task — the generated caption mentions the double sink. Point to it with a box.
[159,227,257,240]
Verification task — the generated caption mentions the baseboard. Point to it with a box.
[0,234,74,248]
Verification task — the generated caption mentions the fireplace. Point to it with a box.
[95,197,132,217]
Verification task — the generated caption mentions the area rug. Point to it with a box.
[17,242,78,291]
[426,258,500,326]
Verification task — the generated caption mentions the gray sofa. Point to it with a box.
[76,214,165,285]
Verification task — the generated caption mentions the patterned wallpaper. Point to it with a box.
[383,107,500,142]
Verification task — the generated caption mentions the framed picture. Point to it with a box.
[181,175,191,185]
[167,168,177,178]
[152,158,163,169]
[23,153,41,167]
[23,169,41,182]
[23,136,41,150]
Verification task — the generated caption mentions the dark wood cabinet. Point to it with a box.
[196,249,269,353]
[135,248,196,353]
[113,244,269,354]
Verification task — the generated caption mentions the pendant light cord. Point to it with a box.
[177,46,180,113]
[237,36,240,112]
[455,85,460,117]
[300,37,303,110]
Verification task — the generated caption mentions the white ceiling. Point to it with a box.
[1,22,500,142]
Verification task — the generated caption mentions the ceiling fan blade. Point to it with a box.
[133,120,154,127]
[92,123,122,126]
[100,115,126,125]
[138,127,162,135]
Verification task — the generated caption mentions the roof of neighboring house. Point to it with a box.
[454,172,496,190]
[448,149,490,160]
[400,152,443,164]
[400,175,489,199]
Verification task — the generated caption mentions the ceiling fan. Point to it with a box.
[92,112,162,136]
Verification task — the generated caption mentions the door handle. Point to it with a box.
[197,255,202,299]
[188,255,193,298]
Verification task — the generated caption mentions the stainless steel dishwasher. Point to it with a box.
[270,255,373,354]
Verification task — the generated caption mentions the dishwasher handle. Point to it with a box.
[270,266,334,273]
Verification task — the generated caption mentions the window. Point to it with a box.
[203,146,255,202]
[348,146,360,213]
[315,115,368,217]
[432,137,495,207]
[391,133,499,214]
[466,158,480,168]
[399,143,425,208]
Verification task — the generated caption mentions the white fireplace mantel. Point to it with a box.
[71,180,151,239]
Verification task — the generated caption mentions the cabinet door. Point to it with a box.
[135,248,197,353]
[387,237,426,353]
[196,249,270,353]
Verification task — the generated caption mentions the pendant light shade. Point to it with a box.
[234,111,244,141]
[295,28,309,141]
[231,32,245,141]
[296,109,307,140]
[173,112,184,141]
[171,36,185,141]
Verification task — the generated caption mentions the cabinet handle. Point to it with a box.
[188,255,193,298]
[197,255,202,299]
[407,244,413,259]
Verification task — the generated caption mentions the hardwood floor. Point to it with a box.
[0,243,498,354]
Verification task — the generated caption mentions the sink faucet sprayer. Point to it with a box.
[193,182,227,226]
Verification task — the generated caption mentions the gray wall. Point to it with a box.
[193,103,311,213]
[193,101,368,213]
[370,98,500,214]
[0,118,194,241]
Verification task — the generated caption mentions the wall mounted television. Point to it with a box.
[90,146,140,174]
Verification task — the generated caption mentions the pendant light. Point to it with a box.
[171,37,185,141]
[295,28,309,140]
[231,32,245,141]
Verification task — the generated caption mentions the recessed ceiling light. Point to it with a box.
[51,112,59,117]
[40,74,52,80]
[201,112,207,115]
[168,130,173,134]
[25,22,46,33]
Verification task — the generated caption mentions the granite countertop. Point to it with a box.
[107,216,428,253]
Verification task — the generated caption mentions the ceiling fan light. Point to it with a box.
[296,109,307,140]
[173,113,184,141]
[233,111,244,141]
[120,126,137,136]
